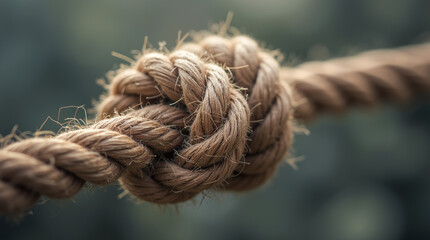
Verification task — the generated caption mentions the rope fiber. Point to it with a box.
[1,34,429,215]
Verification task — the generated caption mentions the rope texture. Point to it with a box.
[287,43,430,120]
[1,34,430,215]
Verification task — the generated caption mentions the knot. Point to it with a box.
[2,33,430,214]
[109,50,250,203]
[99,35,294,198]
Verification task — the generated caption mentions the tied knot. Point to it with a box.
[108,50,251,203]
[2,34,430,215]
[100,35,294,198]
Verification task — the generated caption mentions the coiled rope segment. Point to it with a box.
[1,34,430,215]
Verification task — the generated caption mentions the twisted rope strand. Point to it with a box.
[1,113,156,214]
[285,43,430,120]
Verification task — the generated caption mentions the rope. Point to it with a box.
[1,34,429,215]
[287,43,430,120]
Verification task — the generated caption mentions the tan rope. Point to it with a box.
[1,34,429,215]
[286,43,430,120]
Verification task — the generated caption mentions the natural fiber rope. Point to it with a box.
[1,34,429,215]
[286,43,430,120]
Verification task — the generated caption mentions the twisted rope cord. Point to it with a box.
[1,34,430,215]
[286,43,430,120]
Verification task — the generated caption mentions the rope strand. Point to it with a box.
[1,34,429,215]
[287,43,430,120]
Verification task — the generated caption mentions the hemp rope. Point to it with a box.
[1,35,429,215]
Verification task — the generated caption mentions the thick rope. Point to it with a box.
[1,34,429,215]
[286,43,430,120]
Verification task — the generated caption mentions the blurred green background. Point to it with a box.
[1,0,430,239]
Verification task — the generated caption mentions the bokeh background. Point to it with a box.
[1,0,430,239]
